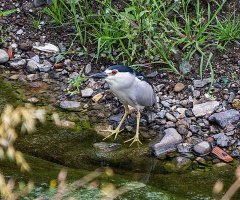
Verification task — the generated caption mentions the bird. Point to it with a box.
[89,65,156,145]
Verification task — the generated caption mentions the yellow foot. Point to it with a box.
[124,135,142,146]
[101,129,124,140]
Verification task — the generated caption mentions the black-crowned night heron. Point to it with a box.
[89,65,156,145]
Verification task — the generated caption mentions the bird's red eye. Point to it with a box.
[112,70,117,75]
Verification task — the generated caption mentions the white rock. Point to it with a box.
[0,49,9,63]
[33,42,59,53]
[81,88,93,97]
[192,101,219,117]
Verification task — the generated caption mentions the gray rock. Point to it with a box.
[39,65,51,72]
[208,109,240,128]
[157,110,166,118]
[231,149,240,157]
[34,0,53,7]
[26,74,39,81]
[85,63,92,75]
[81,88,94,97]
[16,29,23,35]
[228,92,235,104]
[193,90,200,98]
[217,133,229,147]
[151,128,182,156]
[147,111,158,123]
[30,55,40,63]
[59,101,81,111]
[0,49,9,63]
[238,60,240,66]
[161,101,170,108]
[185,110,193,117]
[27,60,40,73]
[179,61,192,74]
[189,125,199,133]
[109,113,124,123]
[192,101,219,117]
[154,84,165,92]
[177,125,188,135]
[9,59,27,69]
[165,113,177,122]
[146,71,158,78]
[58,43,66,52]
[177,143,192,153]
[193,141,211,155]
[193,78,212,88]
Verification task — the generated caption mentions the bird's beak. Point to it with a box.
[88,72,108,79]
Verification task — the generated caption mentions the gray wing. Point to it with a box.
[130,78,156,107]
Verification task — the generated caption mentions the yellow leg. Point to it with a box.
[102,105,129,140]
[124,108,142,145]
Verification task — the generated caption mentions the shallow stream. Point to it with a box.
[0,77,239,199]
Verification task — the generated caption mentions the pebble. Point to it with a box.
[193,78,212,88]
[85,63,92,75]
[179,61,192,74]
[165,113,177,122]
[0,49,9,63]
[92,93,103,102]
[193,90,200,98]
[9,59,27,69]
[161,101,170,108]
[193,141,211,155]
[177,143,192,153]
[16,29,23,35]
[26,60,40,73]
[232,99,240,110]
[59,101,81,110]
[174,83,185,92]
[228,92,235,103]
[81,88,93,97]
[192,101,219,117]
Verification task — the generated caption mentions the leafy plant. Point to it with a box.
[64,69,89,96]
[30,12,43,31]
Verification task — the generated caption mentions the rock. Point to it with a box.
[177,125,188,135]
[93,142,121,152]
[27,97,39,103]
[109,113,124,123]
[9,59,27,69]
[179,61,192,74]
[146,71,158,78]
[9,75,19,80]
[151,128,182,156]
[58,43,66,52]
[164,156,191,173]
[19,40,33,51]
[157,110,166,119]
[228,92,235,104]
[174,83,185,92]
[217,133,229,147]
[231,148,240,157]
[26,60,40,73]
[92,93,103,102]
[59,101,81,111]
[193,78,212,88]
[147,111,158,123]
[224,122,235,132]
[208,109,240,128]
[26,74,39,81]
[33,42,59,53]
[161,101,171,108]
[16,29,23,35]
[30,55,40,63]
[85,63,92,75]
[177,143,192,153]
[81,88,93,97]
[60,120,76,128]
[232,99,240,110]
[0,49,9,63]
[195,157,206,165]
[192,101,219,117]
[193,141,211,155]
[185,110,194,117]
[193,90,200,98]
[165,113,177,122]
[176,108,187,115]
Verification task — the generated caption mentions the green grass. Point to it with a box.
[39,0,240,85]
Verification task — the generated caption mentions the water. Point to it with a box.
[0,77,239,199]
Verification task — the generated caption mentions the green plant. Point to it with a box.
[30,12,43,31]
[0,9,17,45]
[64,69,89,96]
[43,0,67,25]
[211,7,240,48]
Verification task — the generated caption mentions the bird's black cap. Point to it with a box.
[107,65,152,85]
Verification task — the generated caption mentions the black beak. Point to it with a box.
[88,72,108,79]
